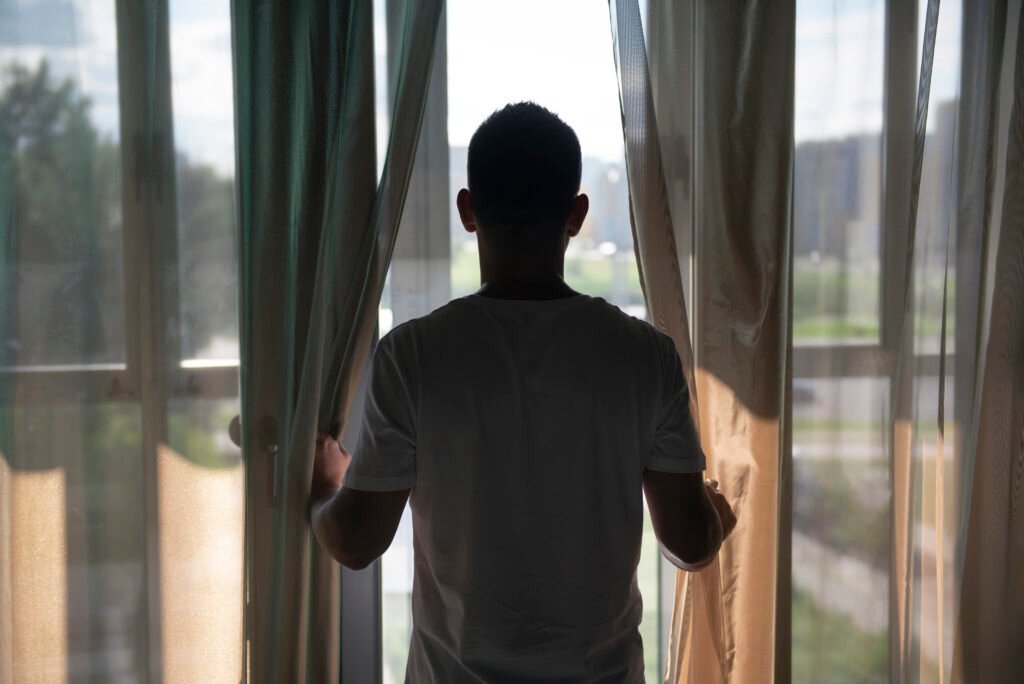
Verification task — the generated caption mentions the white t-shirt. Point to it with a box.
[344,292,704,683]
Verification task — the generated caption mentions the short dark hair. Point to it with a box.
[467,102,582,237]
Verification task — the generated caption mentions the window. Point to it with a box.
[791,0,961,680]
[0,0,242,679]
[374,1,664,682]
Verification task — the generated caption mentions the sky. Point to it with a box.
[0,0,963,174]
[445,0,626,161]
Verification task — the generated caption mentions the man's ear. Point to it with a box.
[566,194,589,237]
[456,189,478,233]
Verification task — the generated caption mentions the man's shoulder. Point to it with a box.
[588,297,672,346]
[381,294,666,344]
[377,298,464,349]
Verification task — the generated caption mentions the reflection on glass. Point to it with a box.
[163,5,244,681]
[1,2,125,368]
[162,398,244,682]
[1,1,243,680]
[170,0,239,363]
[1,403,146,680]
[1,1,143,679]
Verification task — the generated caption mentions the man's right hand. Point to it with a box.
[643,470,736,571]
[704,478,737,541]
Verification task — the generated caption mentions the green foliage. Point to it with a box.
[792,588,887,683]
[793,458,889,569]
[2,60,124,363]
[2,60,239,363]
[2,61,238,470]
[167,413,221,469]
[175,159,238,355]
[451,246,646,308]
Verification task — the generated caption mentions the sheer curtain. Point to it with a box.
[1,1,243,682]
[610,0,794,682]
[231,0,443,680]
[611,0,1023,681]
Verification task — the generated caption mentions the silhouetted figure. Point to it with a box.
[311,102,736,683]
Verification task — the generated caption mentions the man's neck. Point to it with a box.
[475,273,579,301]
[475,235,581,300]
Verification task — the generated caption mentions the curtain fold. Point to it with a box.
[889,0,942,678]
[953,1,1024,679]
[609,1,795,682]
[892,0,1024,681]
[615,0,1023,681]
[231,1,443,681]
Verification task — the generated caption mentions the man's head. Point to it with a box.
[457,102,588,248]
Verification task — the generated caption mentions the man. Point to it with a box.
[310,102,736,683]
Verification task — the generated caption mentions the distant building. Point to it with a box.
[793,99,957,260]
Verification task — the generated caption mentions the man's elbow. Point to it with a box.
[660,516,724,571]
[661,541,718,572]
[664,545,718,572]
[312,504,378,570]
[337,549,378,571]
[317,531,382,570]
[339,555,371,571]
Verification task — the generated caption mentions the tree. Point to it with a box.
[1,60,122,365]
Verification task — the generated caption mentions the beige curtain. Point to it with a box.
[612,0,1024,681]
[610,0,795,681]
[890,0,1024,680]
[950,0,1024,680]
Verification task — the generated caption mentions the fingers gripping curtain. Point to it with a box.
[609,1,795,682]
[231,1,443,681]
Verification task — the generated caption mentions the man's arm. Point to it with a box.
[310,435,410,570]
[642,470,737,572]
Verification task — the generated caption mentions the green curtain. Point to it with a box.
[231,1,443,680]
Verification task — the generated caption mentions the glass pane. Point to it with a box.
[0,402,145,680]
[792,377,889,683]
[793,0,885,346]
[165,4,244,682]
[162,397,244,682]
[1,0,126,367]
[791,8,892,673]
[169,0,239,364]
[381,1,658,682]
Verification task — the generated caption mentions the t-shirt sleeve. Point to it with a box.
[343,334,417,491]
[647,335,705,474]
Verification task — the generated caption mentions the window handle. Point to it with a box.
[228,414,280,506]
